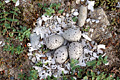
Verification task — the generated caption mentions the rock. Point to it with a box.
[0,35,5,47]
[62,28,81,41]
[45,35,64,50]
[89,8,110,26]
[57,16,62,24]
[37,18,42,26]
[87,1,95,11]
[32,57,36,63]
[76,0,80,4]
[73,11,79,16]
[78,5,87,27]
[97,44,105,49]
[0,65,6,71]
[30,33,40,49]
[82,33,92,41]
[54,46,68,64]
[69,42,83,60]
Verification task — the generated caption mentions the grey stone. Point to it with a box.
[78,5,87,27]
[89,8,110,26]
[32,57,36,63]
[62,28,81,41]
[30,33,40,49]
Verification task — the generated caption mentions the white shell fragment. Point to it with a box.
[62,28,81,41]
[45,35,64,49]
[73,11,79,16]
[97,44,105,49]
[76,0,80,4]
[54,46,68,64]
[69,42,83,60]
[78,5,87,27]
[82,33,92,41]
[87,1,95,11]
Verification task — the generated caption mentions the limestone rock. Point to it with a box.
[78,5,87,27]
[62,28,81,41]
[30,33,40,49]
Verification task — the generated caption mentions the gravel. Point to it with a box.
[27,1,108,79]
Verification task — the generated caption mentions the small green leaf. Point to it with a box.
[3,29,7,35]
[47,76,51,80]
[72,17,77,22]
[97,61,101,66]
[0,13,4,15]
[83,76,88,80]
[9,33,14,37]
[12,0,17,3]
[86,60,96,67]
[5,23,10,28]
[72,65,80,71]
[96,75,101,80]
[0,18,5,21]
[91,71,95,77]
[58,9,64,14]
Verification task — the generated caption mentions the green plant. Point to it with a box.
[35,61,43,66]
[0,1,20,35]
[37,3,64,16]
[18,73,26,80]
[18,69,38,80]
[72,17,78,22]
[93,0,118,11]
[3,38,24,55]
[44,8,55,16]
[46,55,117,80]
[16,26,31,41]
[83,26,90,32]
[28,70,38,80]
[0,1,31,55]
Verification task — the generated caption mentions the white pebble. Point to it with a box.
[93,53,98,58]
[76,0,80,4]
[90,57,96,60]
[32,57,36,63]
[73,11,79,16]
[71,9,75,13]
[98,44,105,49]
[37,18,42,26]
[33,66,42,72]
[66,13,69,17]
[92,19,96,22]
[57,16,62,24]
[82,33,92,41]
[95,20,99,23]
[0,41,2,45]
[87,1,95,11]
[89,28,94,32]
[86,18,91,23]
[27,53,33,56]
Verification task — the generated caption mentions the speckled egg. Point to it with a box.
[54,46,68,64]
[62,28,81,41]
[45,35,64,50]
[69,42,83,60]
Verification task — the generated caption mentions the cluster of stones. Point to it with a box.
[45,28,83,64]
